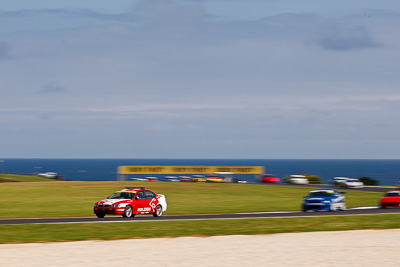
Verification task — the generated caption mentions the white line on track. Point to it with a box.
[236,211,293,215]
[349,206,380,210]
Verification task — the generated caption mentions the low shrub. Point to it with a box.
[302,174,323,184]
[358,176,379,186]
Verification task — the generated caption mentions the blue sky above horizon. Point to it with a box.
[1,0,400,159]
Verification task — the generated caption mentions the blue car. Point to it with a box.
[302,189,346,212]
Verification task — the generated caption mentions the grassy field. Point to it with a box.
[0,181,382,218]
[0,178,397,244]
[0,173,54,182]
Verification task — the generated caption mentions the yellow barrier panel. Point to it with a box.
[118,166,264,175]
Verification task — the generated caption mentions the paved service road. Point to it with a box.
[1,208,399,225]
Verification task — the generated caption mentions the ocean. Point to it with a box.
[1,158,400,186]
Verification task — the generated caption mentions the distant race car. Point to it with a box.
[93,187,167,218]
[178,176,192,182]
[380,190,400,208]
[164,176,180,182]
[343,178,364,188]
[333,177,364,188]
[302,189,346,212]
[192,175,207,182]
[258,174,280,183]
[145,176,158,182]
[206,175,224,183]
[332,177,348,186]
[287,175,309,184]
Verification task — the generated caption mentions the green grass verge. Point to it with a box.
[0,173,54,182]
[0,181,383,218]
[0,214,399,244]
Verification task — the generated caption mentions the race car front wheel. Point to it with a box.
[153,205,163,217]
[122,205,133,218]
[96,214,105,218]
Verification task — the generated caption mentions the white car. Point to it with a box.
[288,175,309,184]
[38,172,58,178]
[332,177,349,186]
[333,177,364,188]
[343,178,364,188]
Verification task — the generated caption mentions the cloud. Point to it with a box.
[259,12,384,52]
[40,82,67,94]
[262,12,320,24]
[0,8,139,34]
[0,1,207,34]
[317,25,382,51]
[133,0,205,23]
[1,8,136,21]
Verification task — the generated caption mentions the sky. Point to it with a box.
[1,0,400,159]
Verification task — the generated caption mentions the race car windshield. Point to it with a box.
[108,192,134,199]
[309,191,333,197]
[385,192,400,197]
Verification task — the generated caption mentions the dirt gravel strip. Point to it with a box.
[1,229,400,266]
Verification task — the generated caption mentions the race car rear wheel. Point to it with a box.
[96,214,105,218]
[153,204,163,217]
[122,205,133,218]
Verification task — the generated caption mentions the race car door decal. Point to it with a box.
[133,191,152,213]
[144,190,159,213]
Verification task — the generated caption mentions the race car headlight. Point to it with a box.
[323,201,331,203]
[94,204,98,207]
[111,204,120,207]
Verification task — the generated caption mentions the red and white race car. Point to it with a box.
[93,187,167,218]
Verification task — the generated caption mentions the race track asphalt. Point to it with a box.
[0,207,399,225]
